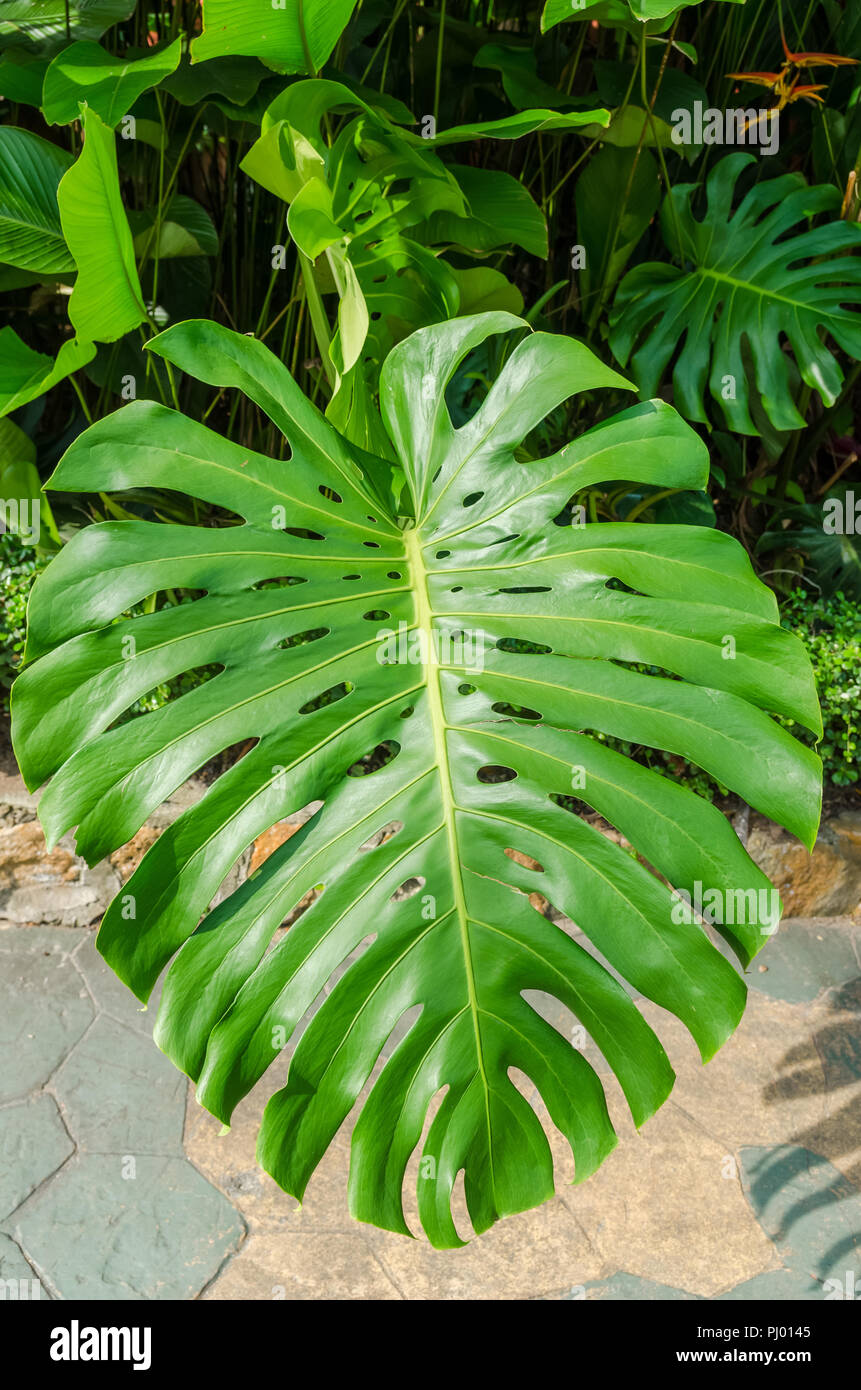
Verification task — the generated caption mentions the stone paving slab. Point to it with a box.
[0,1232,41,1298]
[10,1154,244,1300]
[53,1014,187,1155]
[0,928,93,1101]
[0,1095,73,1220]
[0,923,244,1300]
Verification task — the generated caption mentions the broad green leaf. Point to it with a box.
[327,242,369,376]
[610,153,861,435]
[286,178,343,260]
[191,0,359,75]
[759,501,861,602]
[576,143,660,305]
[13,313,821,1247]
[129,195,219,260]
[57,103,147,342]
[242,80,488,394]
[578,104,677,149]
[0,47,48,104]
[418,164,549,258]
[0,263,46,291]
[0,126,73,273]
[426,107,610,146]
[541,0,745,31]
[0,1,135,53]
[0,413,34,461]
[161,54,269,107]
[0,448,60,546]
[42,37,183,127]
[241,119,326,204]
[449,266,524,316]
[0,326,95,417]
[474,42,579,112]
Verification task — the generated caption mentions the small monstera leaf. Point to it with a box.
[610,153,861,435]
[12,313,821,1247]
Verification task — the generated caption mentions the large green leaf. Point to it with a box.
[0,47,49,104]
[191,0,359,74]
[0,326,95,417]
[425,107,609,145]
[242,79,550,433]
[474,42,583,113]
[542,0,745,30]
[575,143,660,307]
[42,37,183,127]
[0,417,59,546]
[610,154,861,435]
[417,163,550,259]
[12,313,821,1247]
[0,1,135,52]
[57,103,147,342]
[0,126,73,272]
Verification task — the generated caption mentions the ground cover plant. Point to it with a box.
[2,0,858,1243]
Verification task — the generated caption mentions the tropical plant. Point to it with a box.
[779,587,859,787]
[610,152,861,435]
[11,313,821,1245]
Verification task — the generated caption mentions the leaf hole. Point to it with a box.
[476,765,517,784]
[392,875,425,901]
[283,526,325,541]
[346,739,401,777]
[278,626,329,650]
[252,576,307,590]
[491,701,542,722]
[462,491,484,508]
[298,681,353,715]
[497,585,552,594]
[318,486,342,504]
[496,637,552,655]
[358,820,404,853]
[504,847,544,873]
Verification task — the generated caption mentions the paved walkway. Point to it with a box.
[1,916,859,1300]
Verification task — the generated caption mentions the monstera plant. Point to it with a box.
[11,312,821,1248]
[610,153,861,435]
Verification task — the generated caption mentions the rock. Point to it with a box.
[747,815,861,919]
[250,819,303,873]
[109,827,161,882]
[0,823,77,890]
[3,881,113,928]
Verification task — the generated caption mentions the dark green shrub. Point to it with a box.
[780,589,860,787]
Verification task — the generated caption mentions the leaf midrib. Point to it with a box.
[406,524,497,1195]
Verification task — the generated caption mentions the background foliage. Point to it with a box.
[1,0,859,788]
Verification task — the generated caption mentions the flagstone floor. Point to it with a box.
[1,915,859,1301]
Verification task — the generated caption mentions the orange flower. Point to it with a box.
[780,27,859,68]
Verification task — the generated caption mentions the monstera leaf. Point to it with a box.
[12,313,821,1247]
[610,154,861,435]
